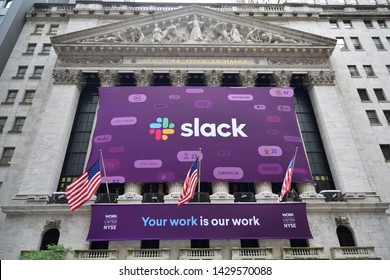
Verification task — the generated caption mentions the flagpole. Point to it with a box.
[198,147,201,202]
[292,146,298,169]
[100,149,111,203]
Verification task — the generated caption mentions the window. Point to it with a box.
[33,24,44,34]
[25,43,36,54]
[0,117,7,133]
[15,66,27,78]
[41,44,51,54]
[372,37,385,50]
[366,110,381,125]
[31,66,44,78]
[336,37,348,50]
[330,20,339,28]
[363,65,376,77]
[387,65,390,74]
[351,37,363,50]
[40,228,60,250]
[343,20,353,28]
[384,110,390,123]
[387,37,390,46]
[337,226,355,247]
[380,144,390,161]
[364,20,373,28]
[378,20,387,28]
[0,147,15,165]
[348,65,360,77]
[357,89,370,101]
[48,24,59,35]
[374,88,387,101]
[4,90,17,103]
[22,90,35,104]
[11,117,25,132]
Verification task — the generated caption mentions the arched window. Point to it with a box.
[337,225,355,247]
[40,228,60,250]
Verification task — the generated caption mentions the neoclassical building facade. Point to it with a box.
[0,0,389,260]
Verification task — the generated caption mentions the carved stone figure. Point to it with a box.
[187,15,204,41]
[126,26,145,43]
[210,22,230,43]
[230,24,242,43]
[245,28,261,43]
[260,32,297,44]
[150,23,163,43]
[161,23,180,42]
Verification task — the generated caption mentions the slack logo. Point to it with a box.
[181,118,248,138]
[149,117,175,141]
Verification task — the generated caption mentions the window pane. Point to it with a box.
[26,44,36,54]
[378,20,387,28]
[1,148,14,165]
[384,111,390,123]
[380,144,390,161]
[330,20,339,28]
[363,65,375,77]
[343,20,352,28]
[336,37,347,50]
[6,91,17,103]
[374,89,386,101]
[12,117,25,132]
[348,65,360,77]
[366,110,380,125]
[372,37,385,50]
[23,90,35,103]
[357,89,370,101]
[16,66,27,78]
[0,117,7,133]
[351,37,362,50]
[364,20,373,28]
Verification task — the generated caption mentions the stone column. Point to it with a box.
[98,69,119,87]
[204,70,223,87]
[134,69,153,86]
[272,71,292,88]
[169,70,188,87]
[164,182,183,204]
[163,71,189,203]
[13,69,85,203]
[210,182,234,203]
[203,70,232,202]
[254,182,278,202]
[303,71,371,194]
[117,183,143,204]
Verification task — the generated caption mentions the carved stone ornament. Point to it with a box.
[52,69,85,86]
[98,69,119,87]
[169,70,188,87]
[80,18,311,46]
[239,70,257,87]
[303,71,336,87]
[44,219,61,230]
[134,69,153,86]
[268,58,328,66]
[335,216,350,226]
[204,70,223,87]
[273,71,292,87]
[59,57,123,65]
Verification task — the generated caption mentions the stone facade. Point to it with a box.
[0,1,389,260]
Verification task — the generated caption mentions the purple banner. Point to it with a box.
[86,203,312,241]
[88,87,313,183]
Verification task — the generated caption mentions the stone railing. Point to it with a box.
[331,246,380,260]
[127,248,170,260]
[231,247,275,260]
[283,247,328,260]
[74,249,118,260]
[179,248,222,260]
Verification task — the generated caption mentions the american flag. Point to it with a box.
[178,157,199,206]
[65,159,102,211]
[277,152,297,203]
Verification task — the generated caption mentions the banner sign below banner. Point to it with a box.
[86,203,313,241]
[88,86,313,183]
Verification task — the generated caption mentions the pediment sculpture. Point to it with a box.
[81,15,310,45]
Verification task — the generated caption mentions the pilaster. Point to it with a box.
[98,69,119,87]
[303,71,372,194]
[239,70,257,87]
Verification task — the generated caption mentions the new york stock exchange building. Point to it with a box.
[0,0,390,260]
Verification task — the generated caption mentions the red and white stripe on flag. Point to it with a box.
[178,157,199,206]
[65,159,102,211]
[277,155,295,203]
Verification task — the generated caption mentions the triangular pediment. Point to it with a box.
[51,5,335,60]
